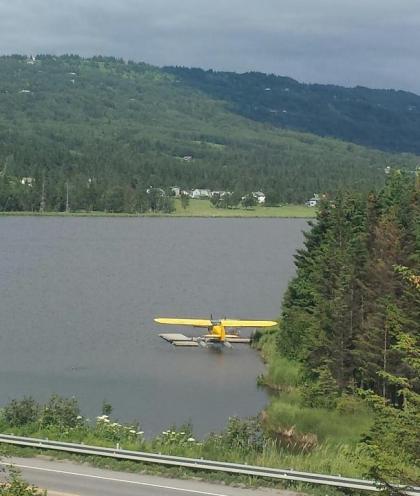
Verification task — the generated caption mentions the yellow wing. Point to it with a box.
[221,319,277,328]
[154,318,212,327]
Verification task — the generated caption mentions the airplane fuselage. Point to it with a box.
[210,324,226,342]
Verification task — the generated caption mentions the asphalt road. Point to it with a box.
[0,457,294,496]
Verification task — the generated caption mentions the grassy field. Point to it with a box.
[0,201,316,218]
[173,200,316,217]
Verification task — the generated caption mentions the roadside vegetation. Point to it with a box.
[0,465,44,495]
[0,392,364,481]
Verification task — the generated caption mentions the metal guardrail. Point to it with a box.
[0,434,418,495]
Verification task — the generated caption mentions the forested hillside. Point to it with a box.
[165,67,420,154]
[0,55,419,212]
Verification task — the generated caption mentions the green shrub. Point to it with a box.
[94,415,144,445]
[39,394,81,429]
[301,365,340,409]
[336,395,364,415]
[3,397,40,427]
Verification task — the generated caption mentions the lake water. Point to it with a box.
[0,217,308,436]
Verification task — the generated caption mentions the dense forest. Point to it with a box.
[0,55,419,212]
[271,170,419,483]
[165,67,420,154]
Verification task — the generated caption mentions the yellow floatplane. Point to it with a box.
[154,317,277,348]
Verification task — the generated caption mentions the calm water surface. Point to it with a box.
[0,217,307,436]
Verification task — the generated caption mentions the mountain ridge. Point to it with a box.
[163,66,420,154]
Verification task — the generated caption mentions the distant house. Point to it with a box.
[21,177,34,186]
[305,194,320,207]
[211,191,229,198]
[190,189,211,199]
[19,89,31,94]
[170,186,181,197]
[146,187,166,196]
[252,192,266,204]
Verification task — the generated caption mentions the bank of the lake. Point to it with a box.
[0,200,316,218]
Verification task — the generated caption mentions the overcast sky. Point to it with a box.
[1,0,419,93]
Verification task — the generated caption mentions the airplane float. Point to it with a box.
[154,317,277,348]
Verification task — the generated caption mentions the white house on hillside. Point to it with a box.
[190,189,211,199]
[21,177,34,186]
[252,192,266,204]
[170,186,181,197]
[146,187,166,196]
[211,191,229,198]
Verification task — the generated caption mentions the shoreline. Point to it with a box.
[0,213,313,219]
[0,199,316,219]
[0,211,315,219]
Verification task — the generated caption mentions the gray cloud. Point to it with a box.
[0,0,419,93]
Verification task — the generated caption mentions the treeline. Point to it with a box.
[277,170,419,482]
[0,172,175,213]
[0,54,419,210]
